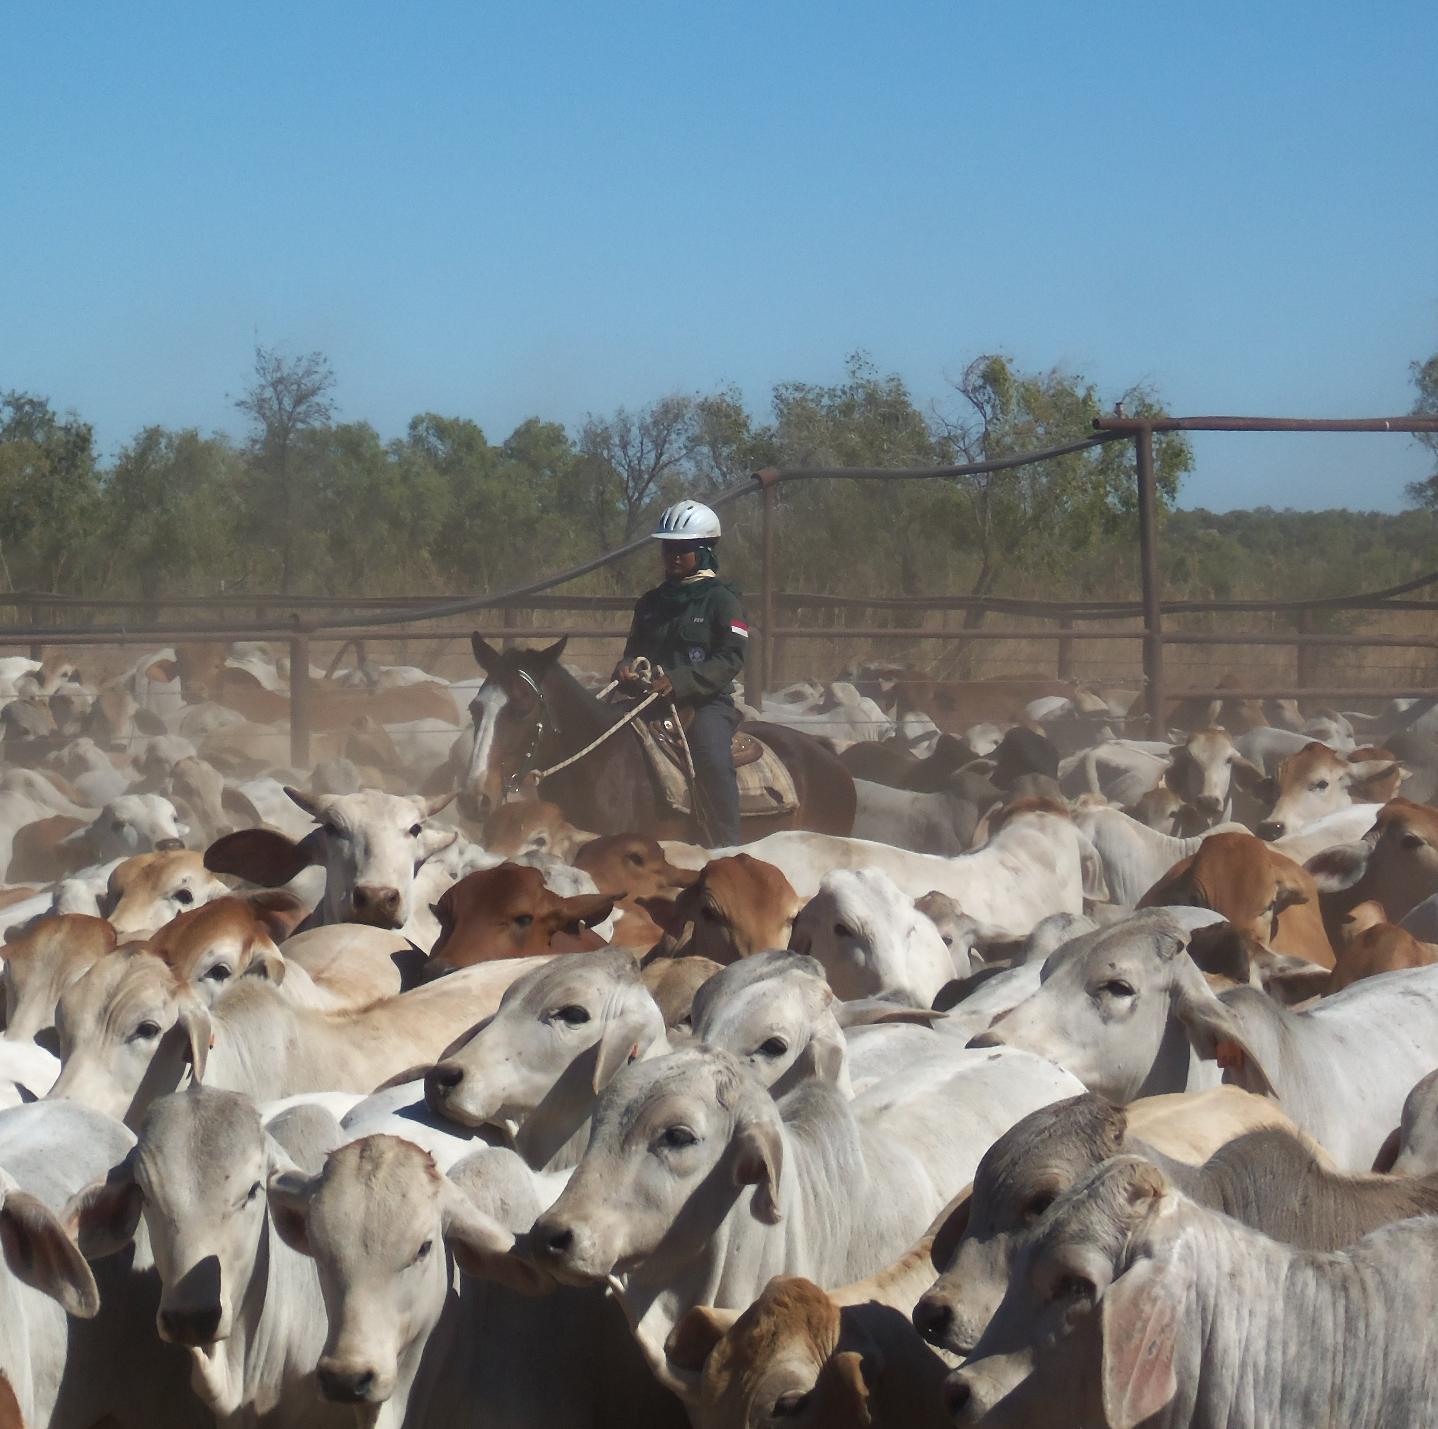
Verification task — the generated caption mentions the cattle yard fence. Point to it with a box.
[4,414,1438,764]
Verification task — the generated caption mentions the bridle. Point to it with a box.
[502,667,558,796]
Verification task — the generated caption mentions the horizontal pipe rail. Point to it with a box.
[1095,416,1438,434]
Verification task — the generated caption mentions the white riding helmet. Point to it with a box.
[652,500,721,541]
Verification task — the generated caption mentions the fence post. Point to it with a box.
[28,601,42,665]
[1134,425,1166,736]
[1296,608,1316,691]
[753,469,779,699]
[289,629,312,768]
[1056,615,1074,681]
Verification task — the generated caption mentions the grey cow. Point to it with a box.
[947,1154,1438,1427]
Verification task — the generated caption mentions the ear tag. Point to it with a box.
[1214,1039,1244,1070]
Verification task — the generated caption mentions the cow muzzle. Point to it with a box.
[317,1359,393,1405]
[351,884,403,928]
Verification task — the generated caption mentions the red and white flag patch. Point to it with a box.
[730,621,749,639]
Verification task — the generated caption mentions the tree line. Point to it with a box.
[0,347,1434,613]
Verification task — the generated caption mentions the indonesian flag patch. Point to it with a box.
[730,621,749,639]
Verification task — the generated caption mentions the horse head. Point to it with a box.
[463,635,570,816]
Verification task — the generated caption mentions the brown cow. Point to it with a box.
[1307,799,1438,932]
[1,914,116,1042]
[424,863,615,975]
[574,833,699,949]
[659,853,800,964]
[1139,830,1335,967]
[105,849,233,938]
[480,800,591,862]
[1329,920,1438,995]
[1256,742,1405,841]
[665,1249,949,1428]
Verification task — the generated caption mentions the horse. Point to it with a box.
[461,635,855,843]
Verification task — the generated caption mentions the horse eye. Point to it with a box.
[758,1037,788,1058]
[174,888,194,905]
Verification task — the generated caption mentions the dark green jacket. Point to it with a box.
[623,576,748,703]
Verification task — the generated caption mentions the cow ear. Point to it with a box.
[146,658,179,683]
[266,1170,319,1256]
[733,1114,784,1224]
[1,1189,100,1318]
[220,786,266,831]
[1137,853,1197,910]
[665,1304,735,1375]
[63,1155,142,1260]
[1101,1255,1189,1429]
[282,787,334,824]
[1305,841,1372,894]
[176,998,212,1082]
[834,999,945,1029]
[591,1009,651,1094]
[205,829,317,886]
[442,1190,552,1297]
[791,1027,848,1087]
[1169,956,1275,1097]
[556,893,617,935]
[1229,756,1268,793]
[242,936,287,986]
[1372,1126,1403,1174]
[470,635,502,675]
[1345,760,1403,800]
[928,1189,972,1273]
[420,791,458,819]
[245,889,309,943]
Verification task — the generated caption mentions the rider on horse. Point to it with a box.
[613,500,747,847]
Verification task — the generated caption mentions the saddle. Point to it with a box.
[632,713,797,820]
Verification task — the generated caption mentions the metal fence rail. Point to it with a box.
[4,413,1438,762]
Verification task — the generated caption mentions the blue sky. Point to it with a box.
[4,0,1435,510]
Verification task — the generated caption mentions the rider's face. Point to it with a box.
[662,543,701,580]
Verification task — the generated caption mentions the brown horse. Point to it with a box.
[462,635,855,843]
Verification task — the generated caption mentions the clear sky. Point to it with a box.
[4,0,1435,511]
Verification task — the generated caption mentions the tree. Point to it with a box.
[576,396,699,548]
[234,347,337,594]
[1404,353,1438,509]
[0,392,102,591]
[102,427,245,607]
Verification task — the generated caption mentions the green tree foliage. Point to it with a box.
[1405,353,1438,509]
[1,347,1433,621]
[0,394,101,591]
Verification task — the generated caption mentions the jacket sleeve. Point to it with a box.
[668,587,747,701]
[622,595,649,660]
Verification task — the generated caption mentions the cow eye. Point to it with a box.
[1313,779,1329,792]
[556,1005,590,1025]
[771,1390,810,1418]
[246,1181,262,1203]
[415,1239,433,1262]
[133,1020,162,1041]
[205,964,232,982]
[1097,979,1136,999]
[626,851,643,865]
[513,914,534,929]
[174,888,194,905]
[1053,1273,1095,1302]
[1025,1192,1055,1220]
[660,1126,698,1150]
[833,922,853,940]
[408,824,423,838]
[758,1037,788,1058]
[1403,833,1425,850]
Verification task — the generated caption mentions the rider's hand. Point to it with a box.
[651,673,673,699]
[614,660,637,687]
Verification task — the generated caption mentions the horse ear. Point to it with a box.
[538,637,569,666]
[471,635,502,675]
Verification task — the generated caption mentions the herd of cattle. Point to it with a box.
[6,640,1438,1426]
